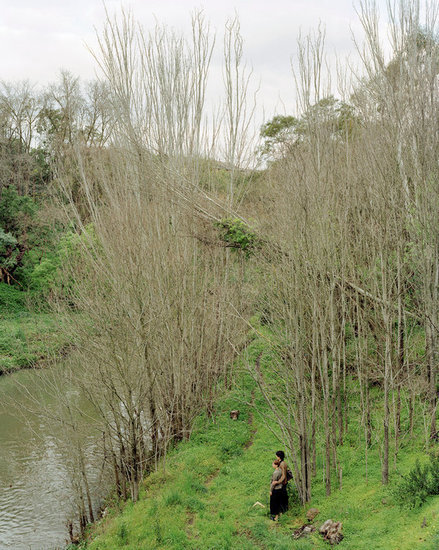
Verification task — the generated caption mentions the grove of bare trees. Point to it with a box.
[2,0,439,533]
[255,0,439,503]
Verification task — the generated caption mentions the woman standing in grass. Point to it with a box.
[269,458,283,520]
[274,451,289,514]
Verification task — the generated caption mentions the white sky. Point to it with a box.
[0,0,391,121]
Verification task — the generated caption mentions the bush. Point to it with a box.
[215,218,260,257]
[0,283,27,313]
[392,457,439,508]
[29,224,98,295]
[0,185,38,285]
[428,452,439,494]
[28,254,60,291]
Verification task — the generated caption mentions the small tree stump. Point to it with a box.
[230,410,240,420]
[319,519,344,545]
[306,508,320,522]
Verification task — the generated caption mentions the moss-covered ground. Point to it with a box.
[81,338,439,550]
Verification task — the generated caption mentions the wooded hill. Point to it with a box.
[1,2,439,546]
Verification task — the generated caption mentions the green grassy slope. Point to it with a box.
[0,284,67,374]
[82,339,439,550]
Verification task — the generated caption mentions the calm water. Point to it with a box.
[0,368,105,550]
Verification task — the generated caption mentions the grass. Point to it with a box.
[81,337,439,550]
[0,283,67,374]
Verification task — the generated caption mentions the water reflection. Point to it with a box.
[0,368,106,550]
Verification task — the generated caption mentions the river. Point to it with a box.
[0,367,107,550]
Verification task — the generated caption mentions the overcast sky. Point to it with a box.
[0,0,391,120]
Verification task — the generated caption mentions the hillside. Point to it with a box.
[80,336,439,550]
[1,3,439,548]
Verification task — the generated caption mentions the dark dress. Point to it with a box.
[270,467,283,516]
[270,462,289,516]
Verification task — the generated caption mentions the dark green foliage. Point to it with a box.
[0,282,27,313]
[215,217,260,257]
[299,96,357,137]
[427,452,439,495]
[393,454,439,508]
[26,227,81,292]
[0,185,37,234]
[182,476,208,495]
[393,460,430,508]
[0,186,37,283]
[0,229,18,271]
[0,185,66,289]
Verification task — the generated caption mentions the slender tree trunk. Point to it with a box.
[394,250,403,464]
[382,319,391,485]
[321,323,331,496]
[311,303,318,477]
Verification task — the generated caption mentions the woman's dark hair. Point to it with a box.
[276,450,285,461]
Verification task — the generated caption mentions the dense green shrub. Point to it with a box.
[28,224,97,294]
[0,283,27,313]
[215,217,260,257]
[0,185,68,289]
[0,186,38,283]
[428,452,439,494]
[0,185,37,232]
[393,454,439,508]
[393,460,430,508]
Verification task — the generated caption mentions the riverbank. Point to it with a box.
[79,338,439,550]
[0,284,67,374]
[0,365,107,550]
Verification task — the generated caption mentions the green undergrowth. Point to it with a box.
[83,337,439,550]
[0,283,66,373]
